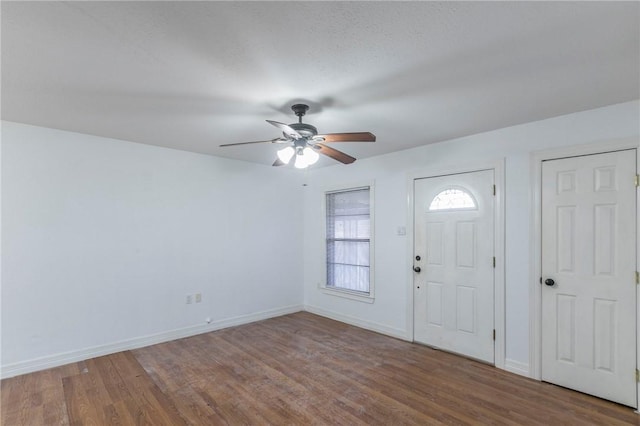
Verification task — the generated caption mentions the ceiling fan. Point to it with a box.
[220,104,376,168]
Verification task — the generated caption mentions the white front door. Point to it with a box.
[413,170,495,363]
[541,149,637,407]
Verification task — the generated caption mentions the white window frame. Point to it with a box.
[321,182,375,303]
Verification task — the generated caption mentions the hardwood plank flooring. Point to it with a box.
[2,312,639,425]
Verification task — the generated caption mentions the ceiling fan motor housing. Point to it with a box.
[289,122,318,138]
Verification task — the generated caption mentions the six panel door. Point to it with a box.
[541,149,637,407]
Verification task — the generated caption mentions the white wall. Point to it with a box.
[2,100,639,378]
[1,122,304,377]
[302,100,640,369]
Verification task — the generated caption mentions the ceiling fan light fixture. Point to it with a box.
[303,146,319,165]
[277,146,295,164]
[294,153,308,169]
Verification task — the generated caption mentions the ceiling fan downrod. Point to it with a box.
[288,104,318,138]
[291,104,309,123]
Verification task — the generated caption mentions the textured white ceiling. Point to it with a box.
[2,1,639,167]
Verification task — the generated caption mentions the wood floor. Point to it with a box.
[2,312,638,425]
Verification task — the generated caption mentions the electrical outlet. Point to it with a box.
[195,293,202,303]
[186,294,193,304]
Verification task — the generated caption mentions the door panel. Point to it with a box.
[414,170,495,363]
[541,149,636,407]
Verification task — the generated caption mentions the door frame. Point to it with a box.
[407,159,505,370]
[529,137,639,406]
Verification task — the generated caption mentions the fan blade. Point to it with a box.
[266,120,302,139]
[314,143,356,164]
[316,132,376,143]
[219,138,284,147]
[272,158,285,167]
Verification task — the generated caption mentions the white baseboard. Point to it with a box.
[1,304,303,379]
[504,358,530,378]
[4,304,526,381]
[304,305,410,341]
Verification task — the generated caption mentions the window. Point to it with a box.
[325,186,372,297]
[428,187,477,211]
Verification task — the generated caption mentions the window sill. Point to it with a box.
[320,287,375,304]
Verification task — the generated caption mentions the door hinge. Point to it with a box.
[635,174,639,187]
[493,257,496,268]
[636,271,639,285]
[493,185,496,196]
[493,329,496,341]
[636,369,639,382]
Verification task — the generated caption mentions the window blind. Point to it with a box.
[326,187,370,293]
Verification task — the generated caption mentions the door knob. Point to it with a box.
[413,266,421,273]
[544,278,555,286]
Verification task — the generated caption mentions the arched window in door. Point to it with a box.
[428,187,477,211]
